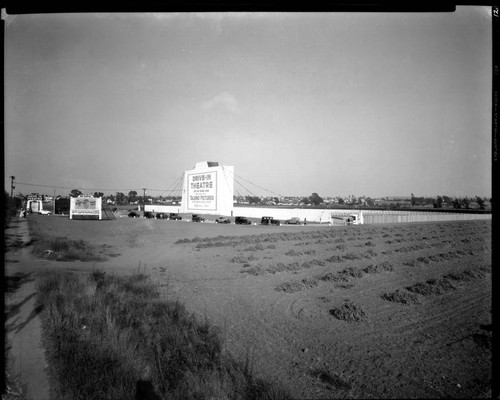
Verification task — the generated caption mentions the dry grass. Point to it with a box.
[31,236,108,262]
[36,269,291,400]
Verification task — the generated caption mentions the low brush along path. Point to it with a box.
[5,216,50,400]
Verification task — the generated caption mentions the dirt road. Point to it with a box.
[5,217,50,400]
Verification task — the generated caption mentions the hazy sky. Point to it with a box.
[4,7,492,198]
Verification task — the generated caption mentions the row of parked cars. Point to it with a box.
[128,212,305,226]
[128,211,182,220]
[218,216,304,226]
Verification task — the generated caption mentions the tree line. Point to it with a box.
[68,189,180,206]
[411,194,489,210]
[17,189,490,211]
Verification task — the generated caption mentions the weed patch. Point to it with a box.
[381,290,420,305]
[342,253,363,261]
[319,273,348,283]
[443,268,487,282]
[37,270,291,400]
[300,260,326,269]
[266,262,300,274]
[339,267,364,279]
[32,237,107,262]
[406,277,456,296]
[329,301,367,322]
[275,278,319,293]
[231,255,258,264]
[244,244,265,251]
[285,249,302,256]
[363,262,394,274]
[326,255,343,263]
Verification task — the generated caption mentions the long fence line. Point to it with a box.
[329,210,491,224]
[144,205,491,224]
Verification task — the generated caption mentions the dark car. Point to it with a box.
[128,211,140,218]
[144,211,155,219]
[235,216,252,225]
[169,213,182,220]
[215,216,231,224]
[285,217,301,225]
[192,214,205,222]
[260,216,280,226]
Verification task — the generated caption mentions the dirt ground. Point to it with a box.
[17,215,492,399]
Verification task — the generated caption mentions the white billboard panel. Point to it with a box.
[181,161,234,216]
[187,171,217,210]
[70,195,102,219]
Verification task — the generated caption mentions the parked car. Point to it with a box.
[235,216,252,225]
[215,216,231,224]
[260,216,280,226]
[38,209,51,215]
[285,217,301,225]
[169,213,182,220]
[192,214,205,222]
[128,211,140,218]
[144,212,155,219]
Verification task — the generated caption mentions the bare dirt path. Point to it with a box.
[5,217,50,400]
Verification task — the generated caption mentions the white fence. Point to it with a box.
[144,204,491,224]
[329,209,491,224]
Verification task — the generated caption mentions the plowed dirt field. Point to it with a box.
[25,215,492,398]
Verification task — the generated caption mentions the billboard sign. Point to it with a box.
[70,195,102,219]
[187,171,217,210]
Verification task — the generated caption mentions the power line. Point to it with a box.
[12,181,181,193]
[13,171,284,198]
[221,169,282,198]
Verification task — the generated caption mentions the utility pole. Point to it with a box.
[142,188,146,211]
[10,176,15,197]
